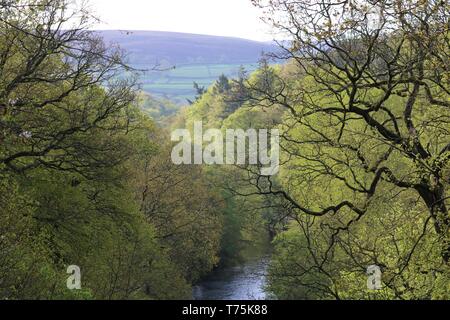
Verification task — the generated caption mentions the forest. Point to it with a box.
[0,0,448,300]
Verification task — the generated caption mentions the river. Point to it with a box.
[193,256,272,300]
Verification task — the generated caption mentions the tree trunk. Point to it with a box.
[417,182,449,263]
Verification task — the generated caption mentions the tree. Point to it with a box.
[187,81,207,105]
[213,74,231,94]
[0,0,136,177]
[0,0,211,300]
[131,132,223,283]
[248,0,449,265]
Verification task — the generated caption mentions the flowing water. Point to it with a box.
[193,256,271,300]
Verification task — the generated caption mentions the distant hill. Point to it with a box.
[98,30,277,67]
[96,31,278,103]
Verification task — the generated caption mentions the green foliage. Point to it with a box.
[132,141,223,282]
[0,1,223,299]
[183,53,449,299]
[138,92,180,122]
[1,0,448,301]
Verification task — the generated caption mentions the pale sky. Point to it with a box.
[88,0,274,41]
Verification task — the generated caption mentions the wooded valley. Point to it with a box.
[0,0,448,300]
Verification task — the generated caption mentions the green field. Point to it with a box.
[139,63,259,104]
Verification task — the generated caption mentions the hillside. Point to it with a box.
[97,30,278,103]
[98,30,277,65]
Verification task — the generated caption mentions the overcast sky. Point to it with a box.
[88,0,273,41]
